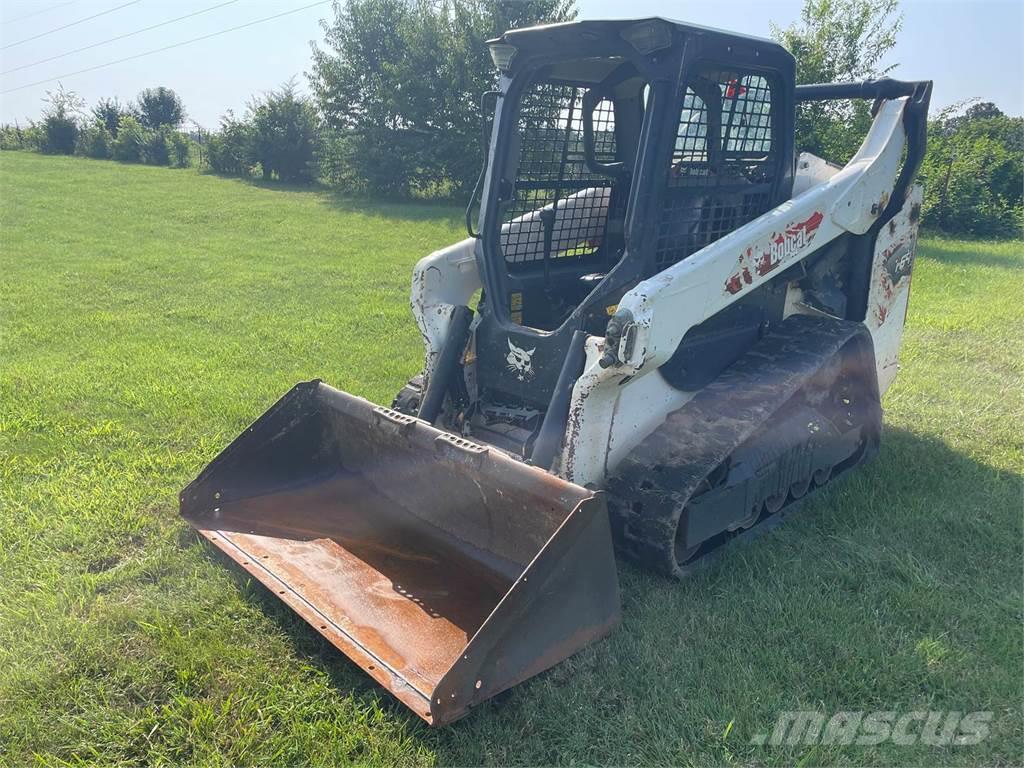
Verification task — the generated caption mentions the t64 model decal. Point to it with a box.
[725,211,825,295]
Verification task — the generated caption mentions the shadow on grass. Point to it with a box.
[200,169,465,226]
[918,236,1022,270]
[187,424,1021,759]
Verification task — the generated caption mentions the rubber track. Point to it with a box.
[605,314,882,578]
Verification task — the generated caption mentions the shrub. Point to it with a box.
[41,114,78,155]
[921,105,1024,238]
[75,122,112,159]
[0,123,41,151]
[142,127,171,166]
[207,113,253,176]
[92,98,129,138]
[248,80,321,183]
[169,131,191,167]
[317,128,354,187]
[111,115,146,162]
[39,84,85,155]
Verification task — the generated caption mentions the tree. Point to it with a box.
[772,0,902,162]
[309,0,575,196]
[943,101,1005,133]
[111,115,146,162]
[962,101,1003,122]
[40,83,85,155]
[920,101,1023,237]
[136,87,185,129]
[75,122,112,159]
[207,111,254,176]
[248,80,321,183]
[92,97,128,137]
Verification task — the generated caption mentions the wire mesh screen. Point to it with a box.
[501,82,616,267]
[654,70,777,271]
[721,74,773,155]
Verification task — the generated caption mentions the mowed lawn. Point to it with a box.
[1,151,1021,767]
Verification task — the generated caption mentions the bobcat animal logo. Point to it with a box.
[506,339,536,382]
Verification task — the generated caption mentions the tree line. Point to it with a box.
[1,0,1019,237]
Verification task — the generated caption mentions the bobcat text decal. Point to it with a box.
[724,211,825,295]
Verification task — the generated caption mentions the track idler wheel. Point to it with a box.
[789,477,811,499]
[764,493,786,515]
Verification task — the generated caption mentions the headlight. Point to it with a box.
[620,20,672,54]
[488,42,517,72]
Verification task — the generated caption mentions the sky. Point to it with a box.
[0,0,1021,127]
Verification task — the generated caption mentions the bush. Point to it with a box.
[0,123,41,151]
[207,113,253,176]
[317,128,354,187]
[142,127,171,166]
[92,98,129,138]
[75,122,112,159]
[921,105,1024,238]
[343,130,421,195]
[41,114,78,154]
[169,131,190,167]
[111,115,146,162]
[248,80,320,183]
[38,84,85,155]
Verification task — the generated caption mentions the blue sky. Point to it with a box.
[0,0,1021,127]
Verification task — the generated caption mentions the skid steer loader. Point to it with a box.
[181,18,931,725]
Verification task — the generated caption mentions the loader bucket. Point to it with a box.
[180,380,620,725]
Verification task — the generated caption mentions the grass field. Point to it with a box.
[1,152,1021,767]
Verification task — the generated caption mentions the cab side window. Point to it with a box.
[654,67,780,271]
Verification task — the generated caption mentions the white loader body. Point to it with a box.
[411,97,923,487]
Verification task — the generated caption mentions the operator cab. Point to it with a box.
[467,18,795,446]
[477,19,793,333]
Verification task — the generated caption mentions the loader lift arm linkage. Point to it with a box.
[182,17,931,725]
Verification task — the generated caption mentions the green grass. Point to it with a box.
[1,152,1021,767]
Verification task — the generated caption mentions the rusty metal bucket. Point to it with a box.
[180,380,620,725]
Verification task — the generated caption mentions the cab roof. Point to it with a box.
[491,17,789,57]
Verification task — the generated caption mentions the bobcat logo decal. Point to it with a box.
[506,339,536,382]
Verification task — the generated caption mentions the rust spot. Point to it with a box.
[876,304,888,324]
[741,266,752,284]
[725,273,743,295]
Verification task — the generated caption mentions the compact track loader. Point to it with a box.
[182,18,931,725]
